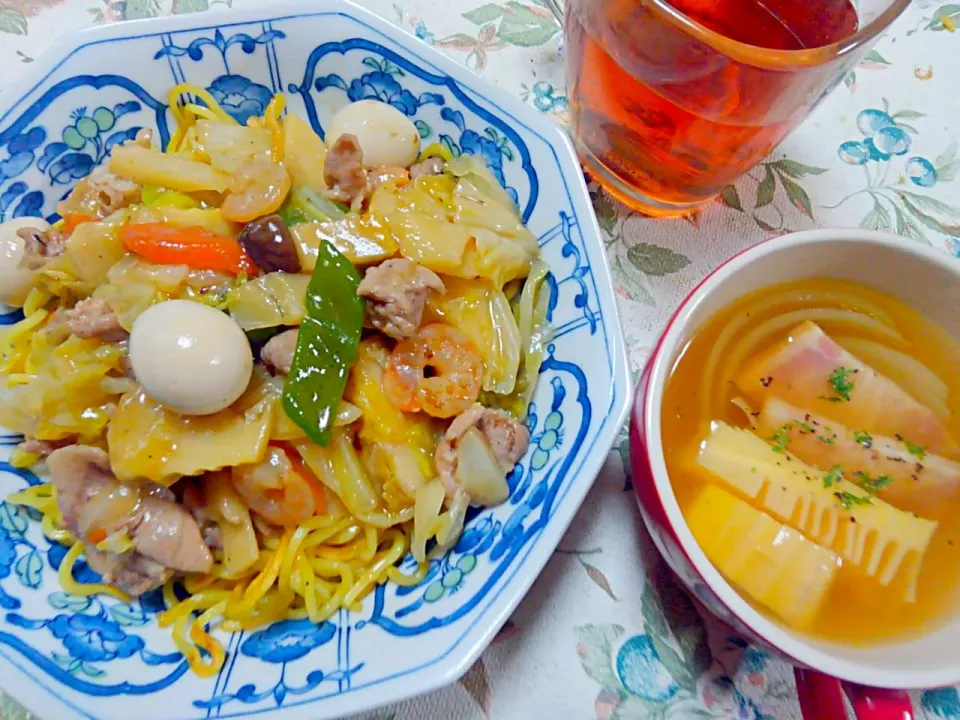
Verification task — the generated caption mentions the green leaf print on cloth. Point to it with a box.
[587,184,691,307]
[626,244,691,278]
[0,8,28,34]
[575,567,797,720]
[717,156,828,234]
[462,1,559,47]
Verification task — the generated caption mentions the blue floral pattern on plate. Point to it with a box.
[0,3,629,718]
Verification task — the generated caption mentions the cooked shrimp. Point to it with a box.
[231,446,316,527]
[222,160,291,223]
[383,323,483,418]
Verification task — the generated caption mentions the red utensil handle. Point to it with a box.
[794,668,914,720]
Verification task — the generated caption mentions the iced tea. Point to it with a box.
[564,0,863,215]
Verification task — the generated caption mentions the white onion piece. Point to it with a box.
[335,401,363,427]
[455,427,509,506]
[436,489,470,550]
[412,478,445,563]
[833,335,951,417]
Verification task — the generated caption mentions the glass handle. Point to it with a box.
[543,0,564,23]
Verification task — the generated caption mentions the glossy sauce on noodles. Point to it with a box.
[662,278,960,643]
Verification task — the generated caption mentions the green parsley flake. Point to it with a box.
[853,430,873,447]
[818,434,836,445]
[852,471,895,494]
[769,426,791,453]
[820,366,858,402]
[901,437,927,460]
[838,491,873,510]
[822,465,844,488]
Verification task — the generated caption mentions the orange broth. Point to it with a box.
[662,277,960,644]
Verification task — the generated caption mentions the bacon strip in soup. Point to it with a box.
[753,396,960,518]
[736,320,959,457]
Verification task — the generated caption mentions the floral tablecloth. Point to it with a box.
[1,0,960,718]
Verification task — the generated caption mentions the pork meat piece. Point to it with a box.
[55,297,127,342]
[261,328,299,375]
[47,446,213,594]
[435,403,529,499]
[323,134,368,209]
[357,259,445,340]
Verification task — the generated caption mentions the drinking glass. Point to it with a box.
[549,0,912,217]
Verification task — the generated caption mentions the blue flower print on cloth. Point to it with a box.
[829,103,960,246]
[530,82,569,114]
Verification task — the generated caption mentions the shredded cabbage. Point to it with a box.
[480,260,551,418]
[294,430,413,528]
[411,477,445,563]
[361,443,424,513]
[0,333,125,441]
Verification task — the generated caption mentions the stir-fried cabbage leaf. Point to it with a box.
[128,204,240,238]
[369,167,537,287]
[426,276,521,394]
[108,388,272,485]
[194,120,272,174]
[34,215,128,299]
[95,256,188,330]
[445,155,521,218]
[282,115,329,194]
[227,272,311,331]
[290,215,398,270]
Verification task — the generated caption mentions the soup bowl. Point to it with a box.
[629,228,960,720]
